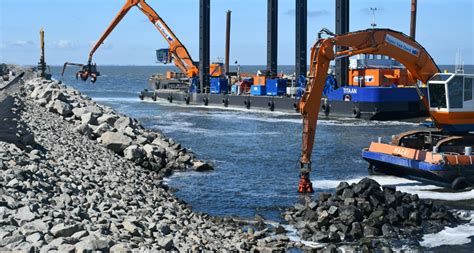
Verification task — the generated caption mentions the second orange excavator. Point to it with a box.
[62,0,223,84]
[298,28,474,193]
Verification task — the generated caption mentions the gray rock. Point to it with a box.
[328,206,338,216]
[81,112,98,125]
[101,132,132,153]
[93,123,113,137]
[0,235,25,247]
[57,244,75,253]
[159,224,171,235]
[157,236,174,251]
[177,154,191,164]
[97,114,118,126]
[136,135,148,145]
[14,206,36,223]
[339,207,363,224]
[25,233,42,244]
[37,89,53,101]
[363,225,379,237]
[317,210,330,225]
[143,144,162,158]
[123,126,136,138]
[350,222,363,239]
[30,86,43,98]
[71,231,88,240]
[381,224,396,237]
[192,161,213,172]
[114,116,134,131]
[151,137,171,148]
[75,238,110,253]
[72,107,87,119]
[51,90,68,102]
[341,188,355,199]
[122,220,139,235]
[318,192,331,202]
[74,123,93,138]
[83,105,102,115]
[336,182,350,195]
[110,244,131,253]
[52,100,72,116]
[50,223,82,238]
[22,219,50,233]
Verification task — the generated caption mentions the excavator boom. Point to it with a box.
[297,28,440,193]
[63,0,198,82]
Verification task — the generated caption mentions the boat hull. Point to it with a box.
[139,89,428,120]
[362,150,474,186]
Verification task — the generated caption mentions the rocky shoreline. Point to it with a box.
[0,66,296,252]
[0,65,469,252]
[284,178,465,250]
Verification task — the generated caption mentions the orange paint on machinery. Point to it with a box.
[429,111,474,125]
[368,142,473,166]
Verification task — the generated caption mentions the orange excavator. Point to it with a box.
[298,28,474,193]
[62,0,222,83]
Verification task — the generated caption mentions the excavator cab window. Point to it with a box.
[464,78,473,101]
[156,48,172,64]
[428,82,447,109]
[448,76,464,109]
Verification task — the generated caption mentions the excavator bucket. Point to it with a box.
[61,62,100,83]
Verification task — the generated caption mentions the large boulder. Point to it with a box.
[152,137,171,148]
[74,123,93,139]
[72,107,87,119]
[50,223,83,238]
[123,145,145,162]
[114,116,134,132]
[93,123,113,137]
[101,132,132,153]
[192,160,213,172]
[51,90,68,103]
[143,144,165,159]
[81,112,98,125]
[97,114,118,126]
[52,100,72,116]
[72,105,102,119]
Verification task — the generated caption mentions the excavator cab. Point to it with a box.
[156,48,172,64]
[427,73,474,133]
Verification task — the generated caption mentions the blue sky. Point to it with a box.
[0,0,473,65]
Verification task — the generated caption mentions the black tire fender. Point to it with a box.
[268,101,275,111]
[322,103,330,116]
[451,177,469,190]
[353,107,361,118]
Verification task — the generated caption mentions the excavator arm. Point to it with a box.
[63,0,198,82]
[297,29,440,193]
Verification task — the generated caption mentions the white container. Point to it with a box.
[465,147,472,156]
[287,87,297,96]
